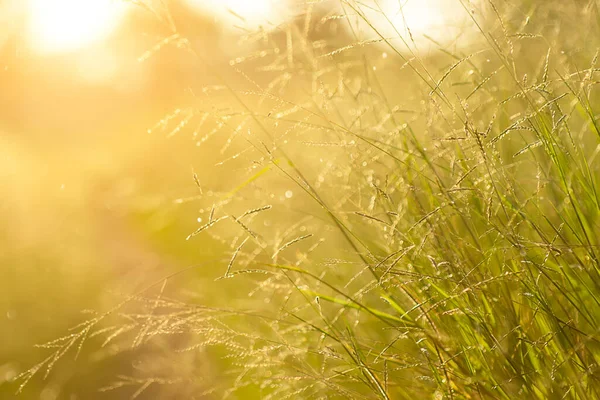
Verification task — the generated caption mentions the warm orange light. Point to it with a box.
[27,0,127,54]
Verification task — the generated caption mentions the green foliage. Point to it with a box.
[15,0,600,398]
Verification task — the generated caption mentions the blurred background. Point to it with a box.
[0,0,479,398]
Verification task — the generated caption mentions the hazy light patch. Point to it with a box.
[184,0,286,30]
[0,1,22,49]
[26,0,128,54]
[348,0,475,51]
[75,48,120,84]
[391,0,447,35]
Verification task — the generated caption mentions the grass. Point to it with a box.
[11,0,600,398]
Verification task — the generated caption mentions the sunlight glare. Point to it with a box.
[391,0,446,35]
[27,0,127,53]
[185,0,282,29]
[355,0,472,49]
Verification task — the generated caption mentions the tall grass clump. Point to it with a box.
[15,0,600,398]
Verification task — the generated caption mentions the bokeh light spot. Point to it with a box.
[27,0,127,54]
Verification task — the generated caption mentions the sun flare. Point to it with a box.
[391,0,447,35]
[184,0,281,29]
[354,0,471,49]
[27,0,127,54]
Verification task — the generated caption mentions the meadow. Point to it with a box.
[2,0,600,398]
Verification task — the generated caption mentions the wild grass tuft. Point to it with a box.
[16,0,600,398]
